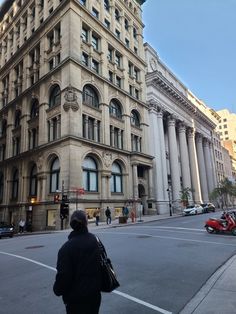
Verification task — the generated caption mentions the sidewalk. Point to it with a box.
[15,212,236,314]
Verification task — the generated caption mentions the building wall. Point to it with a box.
[145,43,217,214]
[0,0,154,230]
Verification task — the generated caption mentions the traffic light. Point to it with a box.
[54,194,60,204]
[60,194,69,219]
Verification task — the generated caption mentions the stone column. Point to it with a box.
[118,129,122,149]
[43,0,49,20]
[94,120,98,142]
[26,9,31,39]
[187,129,202,203]
[210,142,218,188]
[19,17,24,47]
[178,123,192,201]
[84,115,88,138]
[167,115,181,209]
[203,138,215,194]
[148,167,154,199]
[196,134,208,202]
[148,104,168,213]
[132,164,139,200]
[110,125,114,146]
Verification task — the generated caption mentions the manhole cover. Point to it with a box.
[25,245,44,249]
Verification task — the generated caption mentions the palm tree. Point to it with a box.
[180,187,193,207]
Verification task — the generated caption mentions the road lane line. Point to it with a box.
[113,290,172,314]
[97,231,236,246]
[0,250,172,314]
[136,226,205,232]
[0,251,56,271]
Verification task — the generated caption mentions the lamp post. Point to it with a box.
[167,188,172,216]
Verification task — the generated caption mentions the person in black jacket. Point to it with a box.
[53,210,102,314]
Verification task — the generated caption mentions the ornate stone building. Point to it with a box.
[145,43,218,214]
[0,0,153,231]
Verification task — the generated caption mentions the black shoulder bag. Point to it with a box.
[96,237,120,292]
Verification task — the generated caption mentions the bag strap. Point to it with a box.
[96,236,107,260]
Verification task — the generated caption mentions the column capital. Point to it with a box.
[187,127,195,138]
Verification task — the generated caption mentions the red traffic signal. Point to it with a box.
[54,194,60,204]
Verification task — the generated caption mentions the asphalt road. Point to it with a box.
[1,212,236,314]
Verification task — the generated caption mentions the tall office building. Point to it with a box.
[0,0,153,231]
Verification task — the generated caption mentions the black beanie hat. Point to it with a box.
[70,210,87,230]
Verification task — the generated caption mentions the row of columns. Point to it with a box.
[150,106,217,213]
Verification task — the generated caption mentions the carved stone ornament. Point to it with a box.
[63,85,79,112]
[150,58,157,71]
[103,151,112,168]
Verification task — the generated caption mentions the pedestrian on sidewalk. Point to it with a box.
[18,219,25,233]
[105,206,111,224]
[94,208,100,226]
[53,210,104,314]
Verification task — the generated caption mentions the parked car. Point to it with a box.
[0,222,14,239]
[182,204,204,216]
[201,203,216,213]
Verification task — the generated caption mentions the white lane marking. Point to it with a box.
[0,251,56,271]
[113,290,172,314]
[132,226,205,232]
[97,231,236,247]
[0,251,172,314]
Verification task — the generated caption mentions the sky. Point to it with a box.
[0,0,235,112]
[142,0,236,113]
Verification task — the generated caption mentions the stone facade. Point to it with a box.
[0,0,154,230]
[145,43,218,214]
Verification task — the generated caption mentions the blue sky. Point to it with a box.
[0,1,234,112]
[142,0,236,112]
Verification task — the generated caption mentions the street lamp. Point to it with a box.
[167,188,172,216]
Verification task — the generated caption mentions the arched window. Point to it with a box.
[50,157,60,192]
[110,162,122,193]
[130,110,140,127]
[49,85,61,108]
[83,156,98,192]
[0,172,3,201]
[12,169,19,199]
[109,99,122,119]
[15,110,21,127]
[30,99,39,119]
[83,85,99,108]
[29,164,37,196]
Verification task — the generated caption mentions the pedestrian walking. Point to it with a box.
[18,219,25,233]
[105,206,111,224]
[94,208,100,226]
[53,210,104,314]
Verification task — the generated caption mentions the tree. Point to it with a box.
[209,178,236,209]
[180,187,193,207]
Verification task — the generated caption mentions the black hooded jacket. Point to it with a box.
[53,226,102,304]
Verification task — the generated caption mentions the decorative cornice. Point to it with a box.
[147,71,216,129]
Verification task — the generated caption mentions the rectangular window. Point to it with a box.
[115,53,121,67]
[82,28,88,42]
[104,19,110,29]
[80,0,86,5]
[125,38,130,48]
[92,7,99,18]
[92,59,99,73]
[129,85,133,96]
[115,29,120,39]
[82,52,89,66]
[116,76,121,88]
[108,47,113,61]
[109,71,113,82]
[91,35,99,50]
[135,89,139,99]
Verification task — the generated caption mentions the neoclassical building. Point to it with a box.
[145,43,218,214]
[0,0,153,231]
